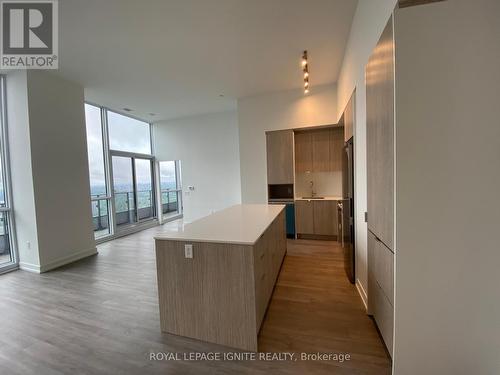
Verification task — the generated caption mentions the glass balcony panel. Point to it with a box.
[0,212,12,265]
[91,198,111,239]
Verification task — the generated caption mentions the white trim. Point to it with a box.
[19,262,41,273]
[19,247,98,273]
[41,247,98,273]
[356,278,368,310]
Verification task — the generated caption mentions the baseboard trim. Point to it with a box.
[40,247,98,273]
[19,261,41,273]
[356,279,368,310]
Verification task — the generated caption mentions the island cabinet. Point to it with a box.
[155,204,286,352]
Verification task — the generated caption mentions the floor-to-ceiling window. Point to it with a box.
[159,160,182,220]
[0,76,17,273]
[85,104,157,240]
[85,104,112,239]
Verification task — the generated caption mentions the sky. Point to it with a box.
[85,104,177,196]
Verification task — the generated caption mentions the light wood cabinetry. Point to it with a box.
[155,208,286,351]
[295,200,314,234]
[344,93,355,142]
[368,231,394,354]
[330,127,344,172]
[253,211,286,328]
[294,131,313,173]
[266,130,294,184]
[312,129,330,172]
[366,16,395,358]
[295,199,338,237]
[313,200,337,236]
[295,128,343,173]
[366,16,395,250]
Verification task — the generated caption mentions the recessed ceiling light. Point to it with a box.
[123,107,132,112]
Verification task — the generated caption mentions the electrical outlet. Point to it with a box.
[184,244,193,259]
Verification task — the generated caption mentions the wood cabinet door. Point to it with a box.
[312,129,330,172]
[329,127,344,172]
[313,200,337,236]
[294,131,313,173]
[295,200,314,234]
[344,93,355,142]
[366,17,395,250]
[266,130,294,184]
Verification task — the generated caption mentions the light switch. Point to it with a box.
[184,244,193,259]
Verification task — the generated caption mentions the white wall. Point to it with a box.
[6,71,96,272]
[154,111,241,222]
[6,71,40,268]
[238,84,337,203]
[394,1,500,373]
[335,0,397,305]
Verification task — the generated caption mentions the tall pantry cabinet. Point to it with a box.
[366,16,395,356]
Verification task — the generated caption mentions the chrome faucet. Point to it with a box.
[310,180,315,197]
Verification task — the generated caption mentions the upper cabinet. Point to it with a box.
[366,17,395,250]
[330,127,344,172]
[312,129,331,172]
[294,131,313,173]
[344,92,355,142]
[295,128,343,174]
[266,130,294,185]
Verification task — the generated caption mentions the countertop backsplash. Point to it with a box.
[295,171,342,199]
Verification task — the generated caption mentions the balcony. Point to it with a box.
[0,213,11,265]
[91,190,180,238]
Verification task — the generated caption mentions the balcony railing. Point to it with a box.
[0,214,11,264]
[161,189,180,215]
[91,189,180,237]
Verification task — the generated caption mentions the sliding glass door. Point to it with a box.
[135,159,154,221]
[112,155,155,231]
[112,156,136,228]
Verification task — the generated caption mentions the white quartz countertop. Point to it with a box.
[295,196,343,201]
[154,204,285,245]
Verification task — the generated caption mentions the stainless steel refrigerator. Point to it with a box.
[341,137,355,283]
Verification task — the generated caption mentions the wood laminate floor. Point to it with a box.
[0,223,391,375]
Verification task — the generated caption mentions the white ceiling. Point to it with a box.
[56,0,357,121]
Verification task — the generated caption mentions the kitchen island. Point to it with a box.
[155,204,286,351]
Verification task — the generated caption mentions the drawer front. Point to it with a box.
[374,239,394,306]
[372,280,394,356]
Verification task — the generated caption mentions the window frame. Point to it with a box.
[85,102,158,243]
[158,160,183,223]
[106,109,153,155]
[0,75,19,274]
